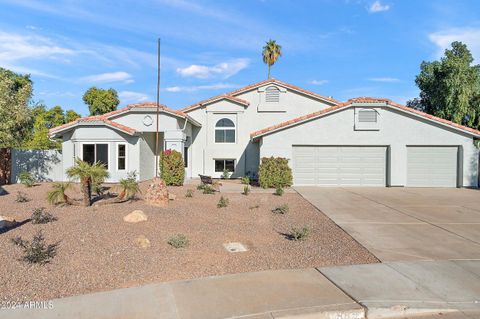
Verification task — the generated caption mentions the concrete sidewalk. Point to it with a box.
[2,260,479,319]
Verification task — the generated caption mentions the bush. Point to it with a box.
[289,226,310,241]
[258,157,292,189]
[241,176,250,185]
[185,189,194,198]
[221,169,230,179]
[217,196,229,208]
[47,182,72,205]
[201,184,215,194]
[31,207,57,224]
[274,186,284,196]
[272,204,289,215]
[11,231,58,264]
[160,149,185,186]
[167,234,189,248]
[18,171,35,187]
[242,185,250,196]
[16,191,30,203]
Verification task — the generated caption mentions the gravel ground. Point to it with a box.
[0,182,378,301]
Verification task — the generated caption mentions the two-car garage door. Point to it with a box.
[292,146,458,187]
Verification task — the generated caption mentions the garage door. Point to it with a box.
[407,146,458,187]
[293,146,387,186]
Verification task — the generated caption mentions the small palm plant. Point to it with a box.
[47,182,72,205]
[117,172,140,201]
[66,158,109,206]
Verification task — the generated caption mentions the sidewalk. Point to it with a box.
[1,260,479,319]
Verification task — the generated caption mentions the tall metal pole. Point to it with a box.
[154,38,161,177]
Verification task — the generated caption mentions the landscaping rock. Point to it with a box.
[135,235,151,249]
[123,210,147,223]
[144,177,169,207]
[0,216,18,230]
[168,193,177,201]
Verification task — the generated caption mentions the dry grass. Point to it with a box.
[0,181,378,301]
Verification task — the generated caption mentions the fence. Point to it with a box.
[9,149,63,183]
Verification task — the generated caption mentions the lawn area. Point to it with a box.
[0,181,378,301]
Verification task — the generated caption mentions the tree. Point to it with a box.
[262,39,283,79]
[0,68,33,148]
[65,109,81,123]
[66,158,109,206]
[83,87,119,116]
[408,41,480,129]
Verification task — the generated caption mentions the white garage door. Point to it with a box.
[407,146,458,187]
[293,146,387,186]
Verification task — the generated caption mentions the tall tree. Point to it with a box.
[408,41,480,129]
[65,109,81,122]
[83,87,119,116]
[262,39,283,79]
[0,68,33,148]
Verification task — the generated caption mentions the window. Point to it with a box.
[117,144,126,170]
[82,144,108,169]
[265,86,280,103]
[215,159,235,172]
[358,110,377,123]
[184,146,188,168]
[215,118,235,143]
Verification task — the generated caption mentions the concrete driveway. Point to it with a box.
[295,187,480,261]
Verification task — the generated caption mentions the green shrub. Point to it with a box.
[272,204,289,215]
[160,149,185,186]
[18,171,35,187]
[202,184,215,194]
[167,234,189,248]
[241,176,250,185]
[258,157,292,189]
[11,231,58,264]
[221,169,230,179]
[274,186,284,196]
[16,191,30,203]
[242,185,250,196]
[31,207,57,224]
[217,196,229,208]
[289,226,310,241]
[185,189,194,198]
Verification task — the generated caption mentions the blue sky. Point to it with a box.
[1,0,479,116]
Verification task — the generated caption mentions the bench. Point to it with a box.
[198,174,221,190]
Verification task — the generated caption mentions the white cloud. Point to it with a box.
[118,91,149,103]
[429,27,480,61]
[176,58,249,79]
[165,83,238,93]
[368,1,390,13]
[81,71,133,84]
[309,79,329,85]
[368,77,400,82]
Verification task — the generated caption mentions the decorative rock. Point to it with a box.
[123,210,148,223]
[136,235,151,249]
[0,216,18,230]
[144,177,169,207]
[0,186,6,195]
[168,193,177,201]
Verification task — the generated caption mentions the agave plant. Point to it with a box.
[47,182,72,205]
[66,158,109,206]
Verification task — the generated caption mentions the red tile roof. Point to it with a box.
[250,97,480,139]
[181,78,340,112]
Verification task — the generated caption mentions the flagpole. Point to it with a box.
[155,38,161,177]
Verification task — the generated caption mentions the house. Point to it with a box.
[49,79,480,188]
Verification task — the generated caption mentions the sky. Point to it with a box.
[0,0,479,116]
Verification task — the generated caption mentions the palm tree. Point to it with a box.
[262,39,282,79]
[117,176,140,201]
[47,182,72,205]
[66,158,109,206]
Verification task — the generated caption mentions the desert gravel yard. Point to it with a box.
[0,182,378,301]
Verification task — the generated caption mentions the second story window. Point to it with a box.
[265,86,280,103]
[215,118,235,143]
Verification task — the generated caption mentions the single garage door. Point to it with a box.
[293,146,387,186]
[407,146,458,187]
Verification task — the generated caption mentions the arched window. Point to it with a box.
[215,118,235,143]
[265,86,280,103]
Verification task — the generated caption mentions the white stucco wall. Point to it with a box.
[258,106,479,187]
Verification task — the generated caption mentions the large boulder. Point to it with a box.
[123,210,148,223]
[0,216,18,230]
[144,177,169,207]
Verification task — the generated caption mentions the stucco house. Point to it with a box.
[49,78,480,188]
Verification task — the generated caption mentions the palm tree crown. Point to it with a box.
[262,39,282,79]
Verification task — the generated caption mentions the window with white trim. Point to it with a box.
[265,86,280,103]
[82,144,108,169]
[117,144,126,170]
[215,159,235,172]
[215,118,235,143]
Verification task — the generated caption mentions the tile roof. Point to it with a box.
[250,97,480,139]
[49,102,190,137]
[181,78,340,112]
